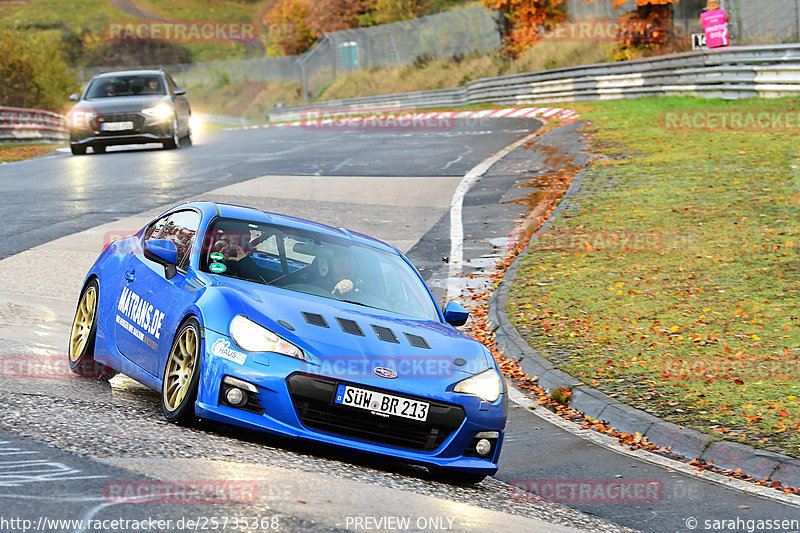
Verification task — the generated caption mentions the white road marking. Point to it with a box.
[446,129,543,300]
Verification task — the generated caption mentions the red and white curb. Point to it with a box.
[224,107,580,130]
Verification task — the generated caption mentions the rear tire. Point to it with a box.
[68,279,115,379]
[161,318,202,425]
[70,144,86,155]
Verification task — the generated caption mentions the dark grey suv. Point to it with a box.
[67,70,191,155]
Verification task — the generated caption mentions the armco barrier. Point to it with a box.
[0,106,69,144]
[269,44,800,122]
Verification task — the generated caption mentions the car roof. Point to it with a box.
[188,202,400,255]
[92,70,165,78]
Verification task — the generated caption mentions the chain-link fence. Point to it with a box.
[726,0,800,44]
[74,7,500,101]
[297,7,499,98]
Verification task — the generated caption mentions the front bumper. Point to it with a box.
[69,113,173,146]
[195,329,507,475]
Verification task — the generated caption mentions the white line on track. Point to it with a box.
[445,129,542,300]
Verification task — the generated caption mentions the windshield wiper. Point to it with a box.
[337,298,371,308]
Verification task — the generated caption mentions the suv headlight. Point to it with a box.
[229,315,306,360]
[454,369,503,402]
[142,103,174,121]
[69,110,94,129]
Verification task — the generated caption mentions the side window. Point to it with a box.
[146,210,201,270]
[256,234,279,256]
[145,214,169,241]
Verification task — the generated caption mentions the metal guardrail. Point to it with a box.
[0,107,68,144]
[269,44,800,122]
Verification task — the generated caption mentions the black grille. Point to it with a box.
[372,325,399,343]
[404,333,430,349]
[286,373,465,452]
[336,317,364,336]
[302,312,329,328]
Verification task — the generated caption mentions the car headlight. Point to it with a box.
[69,110,94,129]
[142,103,174,121]
[229,315,306,360]
[454,369,503,402]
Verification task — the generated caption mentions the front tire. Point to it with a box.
[161,318,201,425]
[70,144,86,155]
[68,279,115,379]
[162,116,179,150]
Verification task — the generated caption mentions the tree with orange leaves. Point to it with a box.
[481,0,567,57]
[264,0,316,56]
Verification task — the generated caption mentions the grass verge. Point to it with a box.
[0,143,61,163]
[507,96,800,456]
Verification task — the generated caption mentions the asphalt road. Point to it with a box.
[0,120,797,532]
[0,120,529,260]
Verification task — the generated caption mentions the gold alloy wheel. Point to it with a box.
[69,285,97,362]
[163,326,198,411]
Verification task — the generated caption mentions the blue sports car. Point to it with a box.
[68,202,507,483]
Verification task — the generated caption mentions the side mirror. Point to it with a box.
[144,239,178,279]
[69,93,80,102]
[443,301,469,327]
[173,88,186,96]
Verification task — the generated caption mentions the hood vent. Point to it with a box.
[372,325,399,343]
[302,312,329,328]
[336,317,365,336]
[404,333,430,349]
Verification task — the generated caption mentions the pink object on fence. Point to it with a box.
[701,9,730,48]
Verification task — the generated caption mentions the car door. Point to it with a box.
[115,209,202,377]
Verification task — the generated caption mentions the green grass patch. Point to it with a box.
[508,96,800,456]
[0,143,61,162]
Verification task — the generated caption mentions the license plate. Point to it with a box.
[101,121,133,131]
[335,384,429,422]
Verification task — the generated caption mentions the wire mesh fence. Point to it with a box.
[726,0,800,44]
[73,7,500,101]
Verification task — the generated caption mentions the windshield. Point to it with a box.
[201,218,440,322]
[85,75,166,99]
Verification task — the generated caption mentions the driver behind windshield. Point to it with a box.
[314,250,358,296]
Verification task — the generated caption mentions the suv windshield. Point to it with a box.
[86,75,165,99]
[202,218,439,322]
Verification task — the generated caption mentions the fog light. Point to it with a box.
[475,438,492,456]
[226,387,248,407]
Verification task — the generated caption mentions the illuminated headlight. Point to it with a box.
[141,103,174,121]
[454,369,503,403]
[69,110,94,129]
[230,315,306,360]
